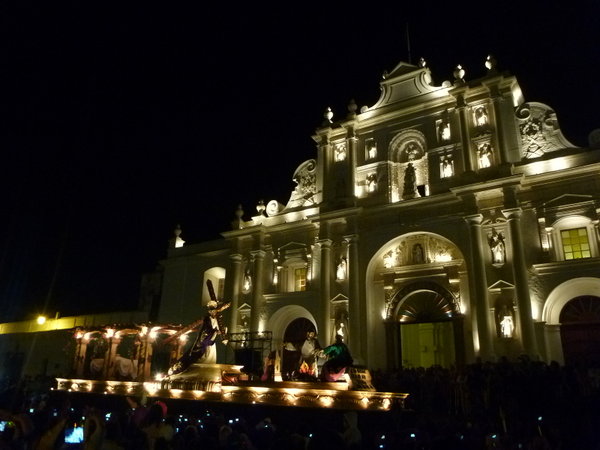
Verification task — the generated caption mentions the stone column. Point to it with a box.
[456,96,474,172]
[228,253,243,333]
[347,132,358,201]
[490,94,509,164]
[503,208,539,357]
[319,239,333,344]
[250,250,266,332]
[465,214,494,360]
[345,234,361,356]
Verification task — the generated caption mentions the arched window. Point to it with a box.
[202,267,226,303]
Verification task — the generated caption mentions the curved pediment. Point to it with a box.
[369,62,446,111]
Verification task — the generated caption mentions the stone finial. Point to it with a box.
[485,54,497,74]
[232,204,244,229]
[418,57,427,68]
[453,64,466,85]
[347,99,358,116]
[171,224,185,248]
[324,107,333,123]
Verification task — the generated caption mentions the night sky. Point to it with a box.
[1,3,599,321]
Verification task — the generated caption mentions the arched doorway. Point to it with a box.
[281,318,318,380]
[388,282,463,369]
[560,296,600,367]
[265,306,318,380]
[366,232,467,370]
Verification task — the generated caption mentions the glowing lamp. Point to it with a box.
[36,316,46,325]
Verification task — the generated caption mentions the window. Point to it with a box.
[294,267,307,291]
[561,227,591,260]
[550,216,597,261]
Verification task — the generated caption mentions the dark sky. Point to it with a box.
[1,3,599,320]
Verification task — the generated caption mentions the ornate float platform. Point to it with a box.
[55,363,408,411]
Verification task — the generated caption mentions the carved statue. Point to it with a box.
[499,306,514,338]
[402,163,419,199]
[479,143,493,168]
[336,257,347,280]
[475,106,489,127]
[441,157,454,178]
[412,243,425,264]
[488,228,506,264]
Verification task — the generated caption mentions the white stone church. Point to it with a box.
[151,55,600,373]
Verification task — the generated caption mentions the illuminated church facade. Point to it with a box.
[155,57,600,371]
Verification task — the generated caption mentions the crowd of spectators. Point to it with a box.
[0,357,598,449]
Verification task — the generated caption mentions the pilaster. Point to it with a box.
[228,253,243,332]
[318,239,333,344]
[464,214,494,360]
[250,250,266,332]
[503,207,539,357]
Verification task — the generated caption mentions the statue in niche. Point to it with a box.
[475,106,489,127]
[397,242,406,265]
[412,243,425,264]
[336,257,347,280]
[335,143,347,161]
[366,139,377,159]
[488,228,506,264]
[438,121,451,142]
[242,271,252,293]
[402,163,419,199]
[239,312,249,330]
[366,172,377,192]
[478,143,493,168]
[440,157,454,178]
[335,311,349,341]
[498,306,514,338]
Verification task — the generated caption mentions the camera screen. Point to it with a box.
[0,421,14,432]
[64,425,84,444]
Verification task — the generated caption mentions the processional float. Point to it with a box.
[56,281,408,411]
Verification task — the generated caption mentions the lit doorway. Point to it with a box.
[386,285,463,369]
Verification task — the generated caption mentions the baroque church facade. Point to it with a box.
[154,56,600,372]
